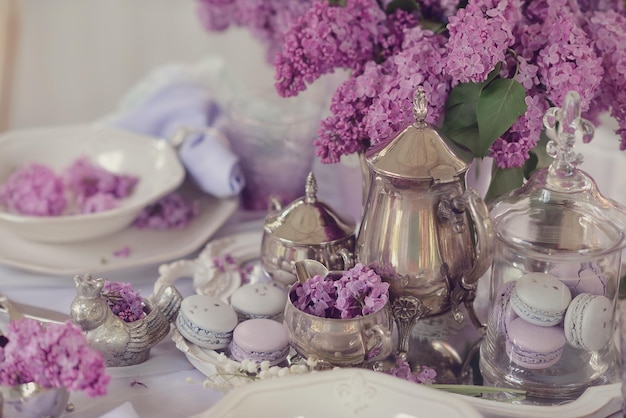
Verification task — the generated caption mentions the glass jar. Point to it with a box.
[479,91,626,400]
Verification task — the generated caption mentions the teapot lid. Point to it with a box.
[263,172,355,244]
[490,91,626,257]
[366,87,473,183]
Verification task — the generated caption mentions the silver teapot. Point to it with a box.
[356,87,494,360]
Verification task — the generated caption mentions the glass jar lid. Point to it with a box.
[263,172,355,245]
[489,91,626,258]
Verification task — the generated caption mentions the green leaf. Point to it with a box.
[484,164,524,203]
[444,124,482,157]
[442,82,484,133]
[420,19,446,33]
[386,0,419,13]
[476,78,527,154]
[530,132,553,171]
[522,152,538,179]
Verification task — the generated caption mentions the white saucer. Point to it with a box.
[0,186,238,275]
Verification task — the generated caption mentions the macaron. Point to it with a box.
[492,281,518,334]
[230,282,288,320]
[176,294,239,349]
[506,317,566,369]
[510,273,571,326]
[552,262,606,297]
[564,293,613,351]
[229,318,290,366]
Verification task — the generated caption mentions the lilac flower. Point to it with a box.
[275,0,389,97]
[132,192,199,230]
[385,357,438,384]
[196,0,312,62]
[113,246,132,258]
[0,319,110,397]
[445,0,517,84]
[101,279,146,323]
[63,156,138,214]
[290,263,389,319]
[199,0,626,179]
[0,163,67,216]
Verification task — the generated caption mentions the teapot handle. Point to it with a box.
[459,188,494,287]
[449,188,494,333]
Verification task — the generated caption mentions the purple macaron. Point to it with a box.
[552,262,606,297]
[506,317,566,369]
[229,318,290,366]
[492,281,518,334]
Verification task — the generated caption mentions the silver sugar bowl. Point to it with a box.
[261,172,356,286]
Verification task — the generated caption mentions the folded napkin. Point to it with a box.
[102,61,245,198]
[99,401,140,418]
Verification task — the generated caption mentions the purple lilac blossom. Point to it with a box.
[315,26,450,162]
[63,156,138,214]
[102,279,146,322]
[113,246,132,258]
[0,163,67,216]
[290,263,389,319]
[0,319,110,397]
[132,192,198,230]
[385,357,438,384]
[196,0,312,62]
[586,10,626,149]
[531,0,604,112]
[444,0,517,84]
[275,0,389,97]
[200,0,626,167]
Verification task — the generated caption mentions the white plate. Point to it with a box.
[197,368,483,418]
[0,185,238,275]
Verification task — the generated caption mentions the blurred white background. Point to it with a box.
[5,0,274,129]
[2,0,626,208]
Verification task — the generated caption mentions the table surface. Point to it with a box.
[2,151,626,417]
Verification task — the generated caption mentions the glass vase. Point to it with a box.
[221,94,322,212]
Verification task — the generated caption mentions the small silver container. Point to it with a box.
[261,172,356,286]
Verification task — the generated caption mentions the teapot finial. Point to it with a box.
[304,172,318,204]
[412,86,428,128]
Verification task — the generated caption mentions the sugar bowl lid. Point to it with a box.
[489,91,626,256]
[365,86,473,183]
[263,172,355,244]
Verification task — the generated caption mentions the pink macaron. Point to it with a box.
[505,317,566,369]
[229,318,290,366]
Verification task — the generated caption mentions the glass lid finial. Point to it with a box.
[542,91,594,178]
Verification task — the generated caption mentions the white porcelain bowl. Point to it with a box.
[0,124,185,243]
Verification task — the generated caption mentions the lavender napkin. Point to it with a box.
[103,64,245,198]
